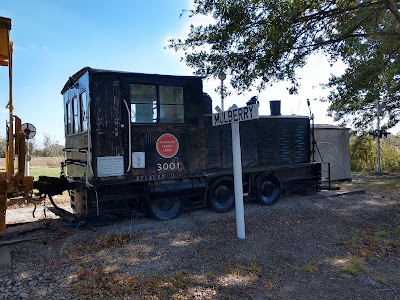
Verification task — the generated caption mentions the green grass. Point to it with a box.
[341,256,368,277]
[294,261,318,273]
[264,275,279,289]
[29,167,61,179]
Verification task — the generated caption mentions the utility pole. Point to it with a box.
[376,100,382,174]
[218,71,226,111]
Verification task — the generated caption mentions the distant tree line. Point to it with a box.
[0,133,64,158]
[350,133,400,173]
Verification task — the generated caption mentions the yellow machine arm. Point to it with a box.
[0,17,34,232]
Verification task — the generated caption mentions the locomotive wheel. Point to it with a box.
[148,198,183,221]
[255,173,281,206]
[208,177,235,213]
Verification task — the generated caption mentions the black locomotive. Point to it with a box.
[34,67,321,222]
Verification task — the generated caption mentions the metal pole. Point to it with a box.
[218,71,226,111]
[1,21,12,232]
[7,37,14,183]
[377,100,381,173]
[25,140,30,176]
[220,79,224,111]
[231,114,245,239]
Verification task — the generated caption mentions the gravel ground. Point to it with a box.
[1,187,399,299]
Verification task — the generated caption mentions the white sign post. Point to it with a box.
[212,103,259,239]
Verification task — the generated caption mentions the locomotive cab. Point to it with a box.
[60,67,212,220]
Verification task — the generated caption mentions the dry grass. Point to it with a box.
[0,156,62,168]
[340,172,400,195]
[349,225,400,259]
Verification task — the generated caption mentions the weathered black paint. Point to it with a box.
[56,67,321,220]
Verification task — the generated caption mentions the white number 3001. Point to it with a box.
[156,162,180,171]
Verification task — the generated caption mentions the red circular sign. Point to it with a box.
[156,133,179,158]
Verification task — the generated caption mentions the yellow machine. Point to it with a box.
[0,17,34,232]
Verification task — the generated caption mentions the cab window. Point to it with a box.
[130,84,157,123]
[65,100,72,135]
[159,86,184,123]
[130,84,184,124]
[79,91,88,132]
[72,96,80,133]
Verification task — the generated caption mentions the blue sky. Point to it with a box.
[0,0,345,146]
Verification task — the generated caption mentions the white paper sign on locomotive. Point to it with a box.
[132,152,145,168]
[97,156,124,177]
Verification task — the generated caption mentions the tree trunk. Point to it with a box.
[385,0,400,23]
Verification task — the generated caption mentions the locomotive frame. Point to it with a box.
[35,67,322,222]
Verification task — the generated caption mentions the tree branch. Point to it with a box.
[385,0,400,22]
[295,1,386,24]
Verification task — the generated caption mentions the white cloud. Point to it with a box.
[164,2,215,76]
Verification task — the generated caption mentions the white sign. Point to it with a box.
[210,103,260,239]
[132,152,145,168]
[212,104,259,126]
[97,156,124,177]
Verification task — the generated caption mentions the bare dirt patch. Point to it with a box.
[1,175,400,299]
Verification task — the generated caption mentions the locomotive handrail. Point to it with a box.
[63,147,90,152]
[62,147,93,187]
[86,97,94,188]
[123,99,132,173]
[63,159,87,167]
